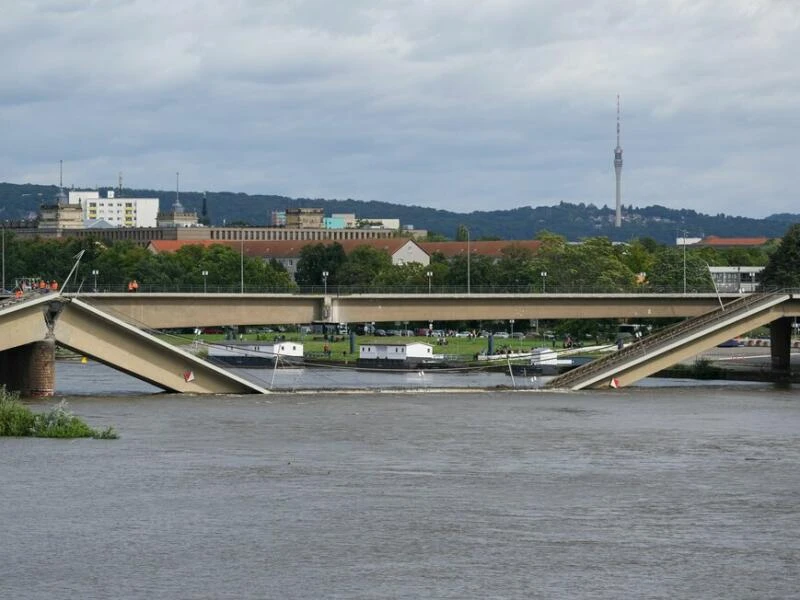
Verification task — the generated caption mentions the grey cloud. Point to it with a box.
[1,0,799,218]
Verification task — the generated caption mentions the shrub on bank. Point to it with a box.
[0,386,118,439]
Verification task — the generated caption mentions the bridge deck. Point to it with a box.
[547,292,794,390]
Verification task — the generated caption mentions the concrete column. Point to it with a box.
[0,341,56,397]
[770,317,792,374]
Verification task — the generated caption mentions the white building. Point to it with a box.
[358,342,436,368]
[708,266,764,293]
[360,218,400,230]
[206,341,304,367]
[69,190,159,228]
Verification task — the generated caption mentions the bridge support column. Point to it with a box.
[0,340,56,397]
[770,317,792,374]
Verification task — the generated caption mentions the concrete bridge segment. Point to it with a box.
[0,294,267,396]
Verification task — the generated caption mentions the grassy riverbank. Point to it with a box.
[0,386,118,439]
[163,331,561,363]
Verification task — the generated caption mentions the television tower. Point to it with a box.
[614,94,623,228]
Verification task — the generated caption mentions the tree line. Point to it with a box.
[2,225,798,294]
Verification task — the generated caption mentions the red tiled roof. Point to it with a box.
[699,236,771,247]
[419,240,541,258]
[147,238,426,259]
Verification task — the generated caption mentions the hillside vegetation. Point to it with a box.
[2,181,797,244]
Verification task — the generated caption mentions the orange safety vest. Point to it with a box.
[131,280,139,291]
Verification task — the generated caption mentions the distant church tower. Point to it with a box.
[614,94,623,228]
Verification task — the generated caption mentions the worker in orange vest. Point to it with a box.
[50,280,58,291]
[132,279,139,292]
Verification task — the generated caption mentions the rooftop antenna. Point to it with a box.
[172,171,184,213]
[56,159,67,204]
[118,171,123,196]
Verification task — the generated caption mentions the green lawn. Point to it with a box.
[162,331,555,362]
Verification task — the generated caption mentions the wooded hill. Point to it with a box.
[1,181,797,244]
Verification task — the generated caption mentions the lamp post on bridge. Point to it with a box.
[202,270,208,293]
[427,270,433,294]
[679,228,688,295]
[540,271,547,294]
[322,270,329,296]
[466,227,471,295]
[509,319,515,345]
[240,231,244,294]
[91,269,99,292]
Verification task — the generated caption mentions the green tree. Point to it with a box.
[337,246,393,286]
[646,247,715,292]
[295,243,347,285]
[446,253,495,289]
[494,244,537,288]
[761,224,800,289]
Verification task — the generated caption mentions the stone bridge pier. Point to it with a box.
[0,340,56,397]
[770,317,793,374]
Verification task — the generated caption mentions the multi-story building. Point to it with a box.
[54,224,408,246]
[331,213,356,228]
[68,190,159,228]
[285,208,325,229]
[157,195,199,228]
[38,192,84,232]
[270,210,287,227]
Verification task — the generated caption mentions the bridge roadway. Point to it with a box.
[69,292,752,329]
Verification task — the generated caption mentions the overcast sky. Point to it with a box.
[2,0,798,217]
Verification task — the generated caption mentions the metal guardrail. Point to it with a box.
[59,283,745,295]
[546,291,789,389]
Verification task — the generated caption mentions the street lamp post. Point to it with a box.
[322,270,329,296]
[91,269,99,292]
[680,229,688,295]
[540,271,547,293]
[240,230,244,294]
[202,270,209,293]
[510,319,515,343]
[426,270,433,294]
[466,227,471,294]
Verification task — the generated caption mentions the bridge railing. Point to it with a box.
[71,282,735,295]
[547,291,788,389]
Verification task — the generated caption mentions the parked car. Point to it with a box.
[375,329,388,336]
[511,332,526,340]
[454,331,472,338]
[493,331,510,339]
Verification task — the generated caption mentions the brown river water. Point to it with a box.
[1,361,798,599]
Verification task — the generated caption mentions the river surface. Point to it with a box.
[1,363,798,599]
